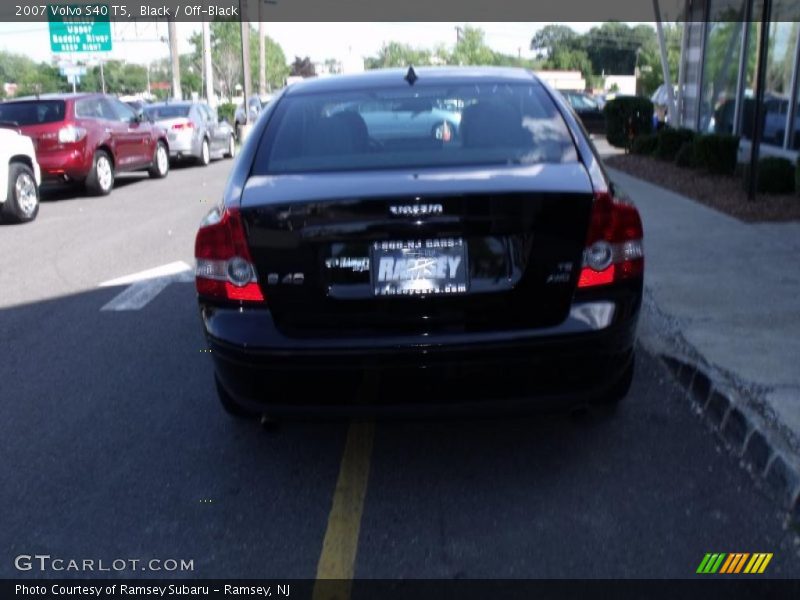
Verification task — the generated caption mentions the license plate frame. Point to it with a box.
[370,238,468,297]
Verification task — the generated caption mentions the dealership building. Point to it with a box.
[674,0,800,160]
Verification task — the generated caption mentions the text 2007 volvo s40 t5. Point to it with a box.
[194,67,644,418]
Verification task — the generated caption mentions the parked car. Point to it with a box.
[0,125,41,223]
[0,94,170,195]
[144,101,236,165]
[233,95,271,139]
[194,67,644,418]
[710,94,800,148]
[122,98,148,113]
[330,97,462,142]
[560,91,606,135]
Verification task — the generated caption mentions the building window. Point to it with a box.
[701,14,748,134]
[740,9,799,147]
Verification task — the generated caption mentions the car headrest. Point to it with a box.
[460,101,530,149]
[307,111,370,155]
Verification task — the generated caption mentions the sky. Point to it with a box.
[0,21,655,66]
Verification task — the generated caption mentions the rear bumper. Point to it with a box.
[37,148,91,182]
[167,132,199,157]
[202,293,641,415]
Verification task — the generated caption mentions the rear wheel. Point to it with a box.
[197,138,210,166]
[148,141,169,178]
[85,150,114,196]
[215,375,257,419]
[2,162,39,223]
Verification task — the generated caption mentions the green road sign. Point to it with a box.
[48,4,112,53]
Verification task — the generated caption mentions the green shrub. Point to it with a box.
[654,127,695,161]
[694,134,740,175]
[675,141,699,168]
[217,102,236,125]
[631,133,658,155]
[753,157,795,194]
[604,96,654,149]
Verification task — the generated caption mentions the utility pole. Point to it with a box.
[168,18,182,100]
[258,2,267,95]
[240,0,253,138]
[202,21,214,106]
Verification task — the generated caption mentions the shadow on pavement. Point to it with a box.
[0,283,797,579]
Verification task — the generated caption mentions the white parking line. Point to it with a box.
[100,261,193,311]
[99,261,193,287]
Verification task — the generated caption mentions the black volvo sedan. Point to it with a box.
[195,67,644,418]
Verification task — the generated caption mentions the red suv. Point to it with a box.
[0,93,170,195]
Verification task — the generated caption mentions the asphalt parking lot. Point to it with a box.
[1,158,799,580]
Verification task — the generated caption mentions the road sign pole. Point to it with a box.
[100,60,105,94]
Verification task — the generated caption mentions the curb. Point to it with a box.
[660,355,800,524]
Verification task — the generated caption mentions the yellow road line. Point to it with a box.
[313,420,375,600]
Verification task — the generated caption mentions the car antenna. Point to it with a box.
[404,65,417,86]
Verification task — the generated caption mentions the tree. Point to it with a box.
[583,22,657,76]
[189,23,289,99]
[450,25,497,66]
[638,23,682,97]
[544,47,595,86]
[205,21,243,99]
[361,26,539,72]
[81,60,148,94]
[365,42,432,69]
[290,56,315,78]
[263,36,289,90]
[0,51,67,96]
[530,25,580,58]
[180,55,202,97]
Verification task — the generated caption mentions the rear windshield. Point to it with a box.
[0,100,66,126]
[144,105,191,120]
[253,82,578,174]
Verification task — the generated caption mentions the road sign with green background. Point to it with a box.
[48,4,112,53]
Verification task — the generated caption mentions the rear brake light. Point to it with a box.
[57,125,87,144]
[172,121,194,130]
[194,206,265,303]
[577,191,643,288]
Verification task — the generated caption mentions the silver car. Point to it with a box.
[144,101,236,166]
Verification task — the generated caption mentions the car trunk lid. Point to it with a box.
[239,163,595,337]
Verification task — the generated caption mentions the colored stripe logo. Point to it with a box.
[697,553,773,574]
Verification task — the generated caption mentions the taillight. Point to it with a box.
[577,191,644,288]
[172,120,194,130]
[195,206,265,303]
[57,125,87,144]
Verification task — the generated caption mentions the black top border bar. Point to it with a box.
[5,0,800,22]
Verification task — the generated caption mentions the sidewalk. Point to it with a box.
[602,161,800,514]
